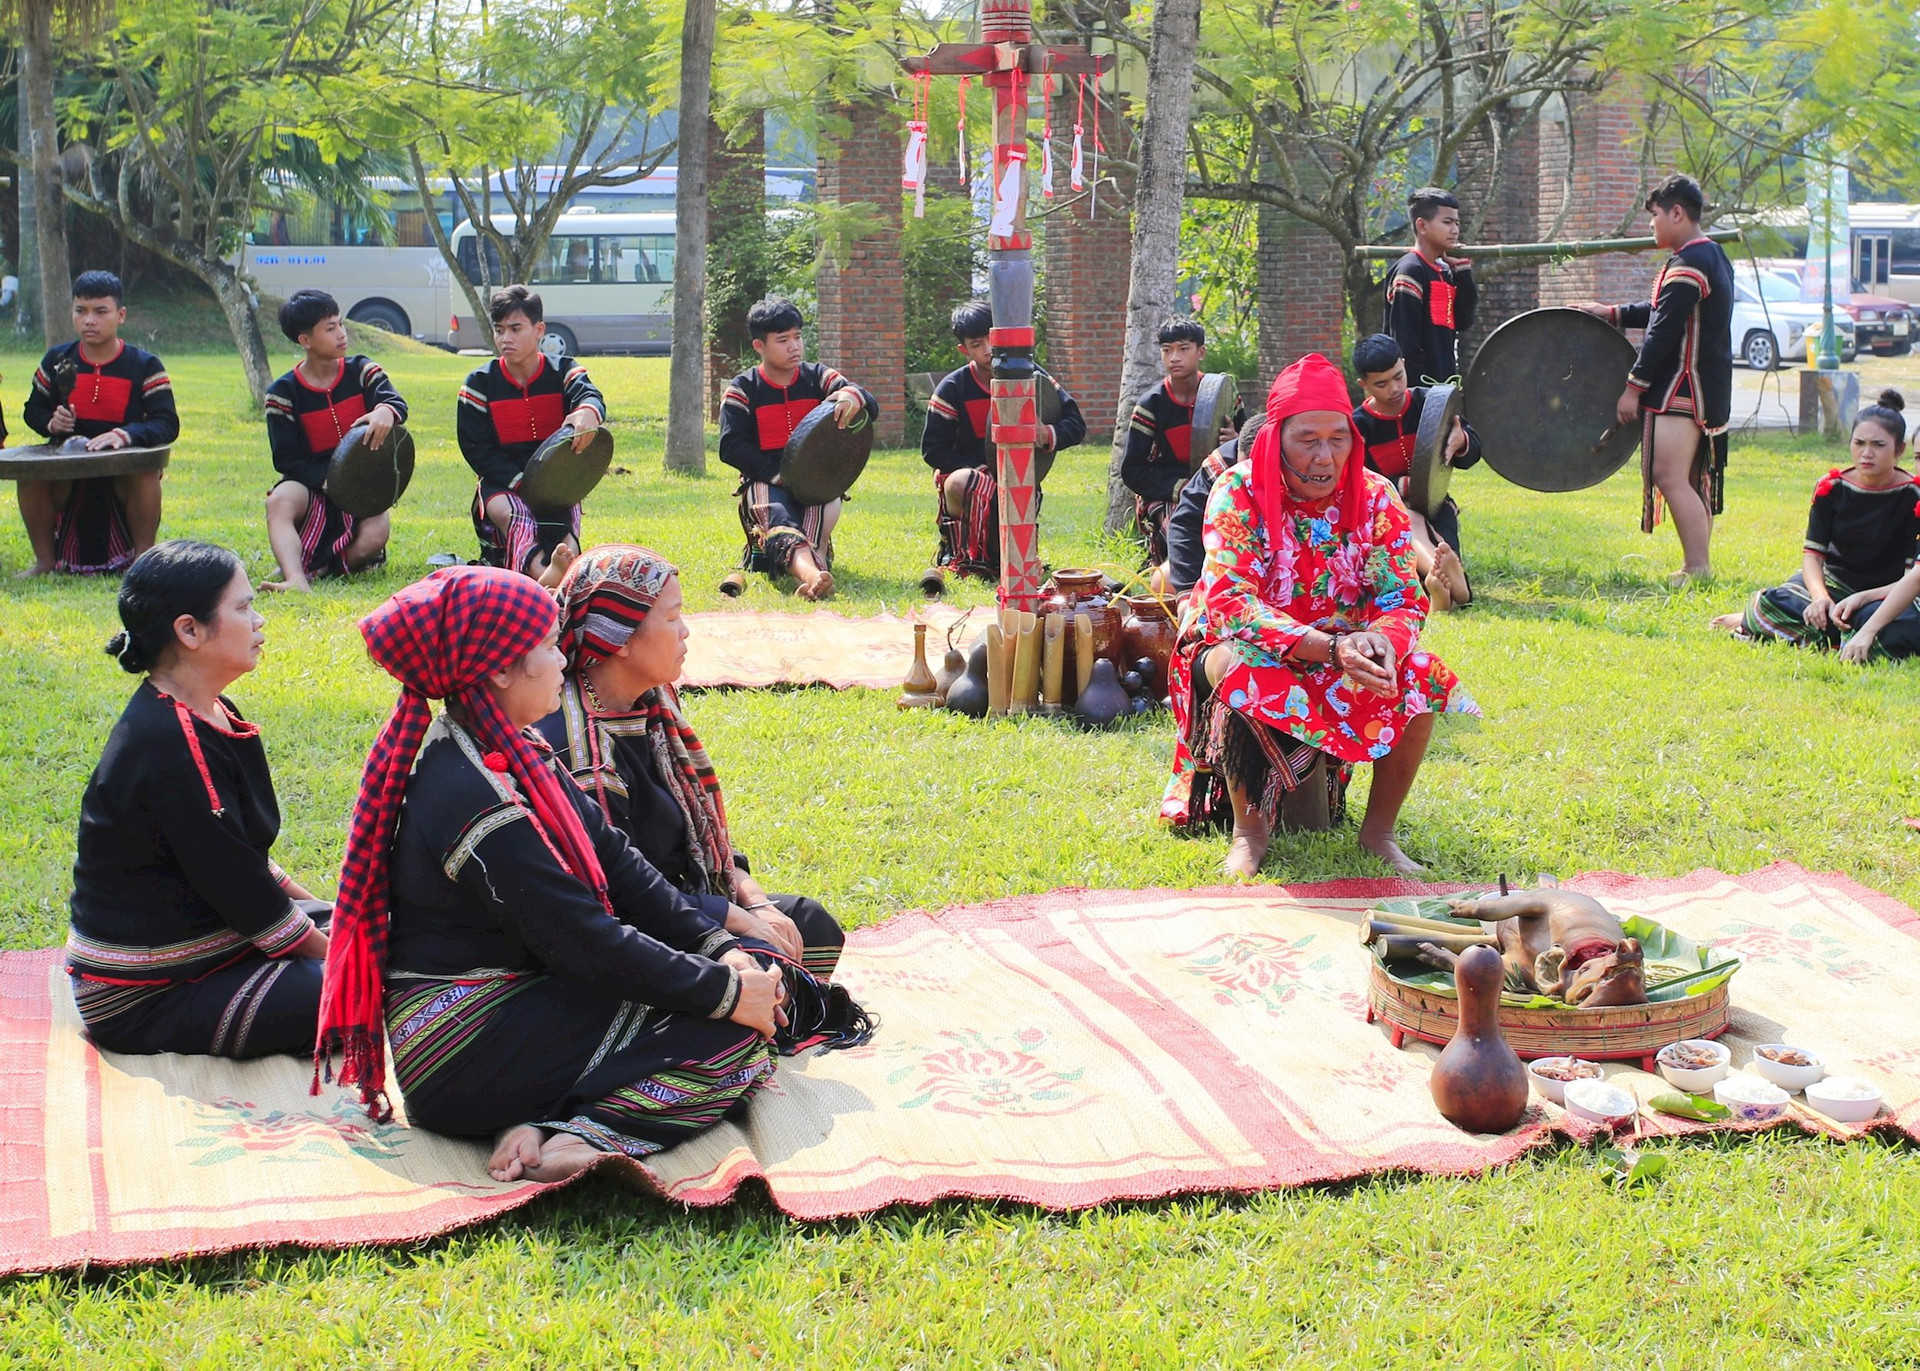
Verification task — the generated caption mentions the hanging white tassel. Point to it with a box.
[1040,132,1055,199]
[902,120,929,220]
[1068,124,1085,192]
[989,148,1026,237]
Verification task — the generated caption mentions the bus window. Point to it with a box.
[590,234,676,283]
[640,235,675,282]
[458,234,505,286]
[1892,229,1920,275]
[528,235,593,284]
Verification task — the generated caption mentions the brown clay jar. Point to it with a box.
[1120,594,1178,699]
[1044,569,1126,705]
[1428,944,1530,1134]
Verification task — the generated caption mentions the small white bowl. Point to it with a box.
[1750,1044,1826,1092]
[1655,1038,1731,1093]
[1713,1074,1791,1123]
[1563,1078,1637,1127]
[1803,1076,1883,1124]
[1526,1056,1602,1105]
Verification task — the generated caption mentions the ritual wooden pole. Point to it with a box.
[906,2,1109,612]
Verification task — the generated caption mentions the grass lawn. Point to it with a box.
[0,340,1916,1364]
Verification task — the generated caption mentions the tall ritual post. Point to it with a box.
[906,3,1110,612]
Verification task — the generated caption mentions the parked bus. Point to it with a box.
[1742,203,1920,306]
[448,212,676,354]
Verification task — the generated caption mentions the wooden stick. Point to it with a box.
[1359,910,1491,941]
[1361,920,1493,952]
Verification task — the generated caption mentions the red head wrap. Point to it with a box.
[1246,353,1369,542]
[316,566,609,1118]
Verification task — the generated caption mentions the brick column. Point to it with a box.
[816,98,906,446]
[1042,105,1133,442]
[1536,85,1659,308]
[1257,204,1346,378]
[1457,114,1542,368]
[706,116,767,421]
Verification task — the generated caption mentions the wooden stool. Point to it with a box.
[1278,751,1334,832]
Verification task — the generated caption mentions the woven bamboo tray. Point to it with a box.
[1366,960,1732,1069]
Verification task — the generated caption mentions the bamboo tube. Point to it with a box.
[1074,612,1094,694]
[1041,612,1065,705]
[1358,910,1493,942]
[1011,612,1041,711]
[986,624,1011,716]
[1361,920,1493,953]
[1352,227,1742,262]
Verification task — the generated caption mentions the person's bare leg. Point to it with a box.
[488,1124,545,1182]
[942,470,972,518]
[13,479,64,576]
[791,544,833,600]
[526,1130,600,1183]
[117,470,164,556]
[1708,611,1745,632]
[1204,644,1271,879]
[1651,414,1713,578]
[1357,710,1435,875]
[343,511,391,573]
[262,482,314,592]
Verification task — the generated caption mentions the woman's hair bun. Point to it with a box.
[1876,388,1904,412]
[103,629,150,674]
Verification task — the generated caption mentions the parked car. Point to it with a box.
[1730,265,1857,369]
[1753,258,1913,355]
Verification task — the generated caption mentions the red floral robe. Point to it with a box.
[1160,461,1478,825]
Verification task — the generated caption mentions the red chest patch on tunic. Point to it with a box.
[489,392,567,446]
[1368,435,1416,479]
[964,397,992,439]
[1163,423,1193,464]
[71,372,134,426]
[1427,277,1457,331]
[754,398,820,453]
[298,394,368,454]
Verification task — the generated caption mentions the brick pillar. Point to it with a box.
[706,116,767,421]
[816,98,906,445]
[1257,203,1345,380]
[1536,85,1660,309]
[1457,114,1542,369]
[1042,105,1133,441]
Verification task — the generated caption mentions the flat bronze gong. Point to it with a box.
[1034,370,1066,484]
[0,440,171,482]
[1462,307,1640,493]
[325,422,416,518]
[778,400,873,507]
[519,425,615,510]
[1187,372,1239,464]
[1404,383,1463,518]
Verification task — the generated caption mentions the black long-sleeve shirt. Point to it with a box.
[67,683,314,985]
[386,719,743,1021]
[1383,250,1477,385]
[1605,237,1735,432]
[455,355,606,490]
[1121,378,1245,503]
[920,364,1086,476]
[1166,441,1246,594]
[25,341,180,449]
[1352,388,1483,483]
[717,362,877,485]
[264,355,409,489]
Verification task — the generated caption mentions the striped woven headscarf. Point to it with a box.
[555,546,734,895]
[317,566,610,1118]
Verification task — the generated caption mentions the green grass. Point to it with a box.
[1,346,1918,1365]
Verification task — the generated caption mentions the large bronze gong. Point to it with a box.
[1462,307,1640,493]
[0,440,171,481]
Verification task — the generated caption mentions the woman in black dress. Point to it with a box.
[67,540,330,1057]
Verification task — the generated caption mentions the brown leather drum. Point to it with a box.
[1404,383,1463,518]
[0,440,171,482]
[1462,308,1641,493]
[778,401,873,507]
[1187,372,1238,463]
[325,423,416,518]
[518,425,614,510]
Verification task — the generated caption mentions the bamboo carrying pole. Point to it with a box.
[1352,227,1743,262]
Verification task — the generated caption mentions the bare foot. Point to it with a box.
[13,561,53,580]
[796,569,835,602]
[488,1123,545,1182]
[1423,569,1452,614]
[260,578,311,594]
[526,1131,600,1183]
[1358,831,1426,876]
[537,543,577,589]
[1433,543,1470,606]
[1225,818,1272,881]
[1668,567,1712,590]
[1708,611,1745,633]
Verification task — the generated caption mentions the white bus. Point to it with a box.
[1742,203,1920,306]
[448,212,678,355]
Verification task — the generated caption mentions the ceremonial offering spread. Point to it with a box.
[1525,1056,1601,1105]
[1562,1078,1637,1127]
[1656,1038,1732,1093]
[1713,1074,1791,1123]
[1750,1043,1826,1092]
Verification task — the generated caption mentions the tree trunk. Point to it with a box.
[664,0,717,475]
[1347,255,1385,342]
[14,90,40,342]
[20,0,73,348]
[408,147,493,337]
[206,265,274,404]
[1101,0,1202,534]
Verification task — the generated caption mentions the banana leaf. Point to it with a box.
[1368,894,1741,1007]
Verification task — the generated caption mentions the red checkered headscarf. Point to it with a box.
[554,546,735,896]
[1247,353,1371,544]
[316,566,610,1118]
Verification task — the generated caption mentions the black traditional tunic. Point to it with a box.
[456,355,606,573]
[1352,388,1483,557]
[1603,236,1736,529]
[1383,250,1477,385]
[67,683,320,1057]
[1122,377,1246,565]
[537,679,846,983]
[264,355,409,576]
[718,362,878,575]
[921,363,1086,577]
[383,717,772,1154]
[1166,440,1243,595]
[22,341,180,573]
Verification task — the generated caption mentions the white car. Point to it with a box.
[1730,266,1856,369]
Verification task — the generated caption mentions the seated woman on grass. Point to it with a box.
[540,545,854,993]
[317,566,791,1184]
[1711,390,1920,660]
[68,541,330,1057]
[1159,354,1479,879]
